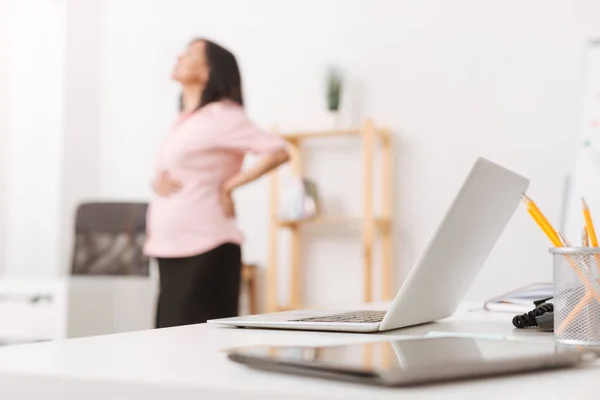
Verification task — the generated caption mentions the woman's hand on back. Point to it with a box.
[219,188,236,218]
[152,171,182,197]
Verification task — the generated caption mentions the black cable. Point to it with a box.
[533,297,553,307]
[512,302,554,328]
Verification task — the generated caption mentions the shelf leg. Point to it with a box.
[289,141,302,309]
[268,169,279,312]
[382,132,393,300]
[362,119,375,303]
[290,228,301,309]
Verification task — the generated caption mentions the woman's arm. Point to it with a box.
[223,148,290,193]
[219,148,289,218]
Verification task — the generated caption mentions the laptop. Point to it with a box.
[209,157,529,332]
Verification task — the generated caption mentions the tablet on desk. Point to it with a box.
[227,337,596,387]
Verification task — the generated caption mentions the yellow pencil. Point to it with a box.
[557,231,571,247]
[582,198,598,247]
[522,194,562,247]
[582,199,600,276]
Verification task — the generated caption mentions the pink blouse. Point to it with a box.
[144,101,285,258]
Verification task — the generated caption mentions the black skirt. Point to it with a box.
[155,242,242,328]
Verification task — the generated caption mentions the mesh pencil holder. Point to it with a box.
[550,247,600,346]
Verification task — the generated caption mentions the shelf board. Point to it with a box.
[276,216,391,230]
[273,306,297,312]
[283,128,391,142]
[283,129,361,141]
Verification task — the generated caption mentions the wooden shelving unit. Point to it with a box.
[267,119,393,312]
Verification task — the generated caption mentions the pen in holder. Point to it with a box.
[550,247,600,346]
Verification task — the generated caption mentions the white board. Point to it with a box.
[562,39,600,244]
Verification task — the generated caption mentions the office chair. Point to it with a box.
[71,202,150,276]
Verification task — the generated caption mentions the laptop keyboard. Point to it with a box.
[290,310,387,324]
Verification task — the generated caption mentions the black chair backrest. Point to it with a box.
[71,202,149,276]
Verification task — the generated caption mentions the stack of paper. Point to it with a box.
[484,283,553,313]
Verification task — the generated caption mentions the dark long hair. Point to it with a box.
[181,38,244,111]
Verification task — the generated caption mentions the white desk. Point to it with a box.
[0,305,597,399]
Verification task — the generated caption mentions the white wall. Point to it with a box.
[0,0,9,275]
[5,0,600,306]
[4,0,66,277]
[2,0,104,277]
[61,0,104,270]
[99,0,600,306]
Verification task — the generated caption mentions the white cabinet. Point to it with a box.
[0,275,158,342]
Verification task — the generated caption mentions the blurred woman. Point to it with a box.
[145,39,289,328]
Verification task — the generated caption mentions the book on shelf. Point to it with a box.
[280,176,320,222]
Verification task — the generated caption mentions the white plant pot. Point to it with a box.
[327,110,341,130]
